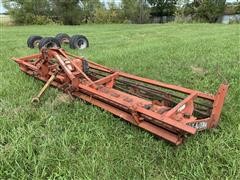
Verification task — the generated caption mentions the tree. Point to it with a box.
[3,0,104,25]
[236,2,240,14]
[80,0,103,23]
[94,1,122,23]
[50,0,82,25]
[181,0,226,23]
[148,0,177,16]
[3,0,52,24]
[121,0,150,23]
[196,0,226,22]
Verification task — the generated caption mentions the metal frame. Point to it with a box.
[12,48,229,145]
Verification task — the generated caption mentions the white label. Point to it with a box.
[177,104,186,112]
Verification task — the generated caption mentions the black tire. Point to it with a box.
[70,35,89,49]
[27,35,43,48]
[38,37,61,49]
[55,33,70,44]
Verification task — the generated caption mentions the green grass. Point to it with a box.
[0,24,240,179]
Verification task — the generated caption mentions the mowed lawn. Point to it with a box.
[0,24,240,179]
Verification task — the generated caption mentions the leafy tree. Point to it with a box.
[181,0,226,23]
[3,0,51,24]
[196,0,226,22]
[80,0,103,23]
[148,0,177,16]
[3,0,104,25]
[121,0,150,23]
[94,2,122,23]
[50,0,82,25]
[105,1,123,23]
[236,2,240,14]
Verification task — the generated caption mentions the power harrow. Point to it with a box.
[13,47,228,145]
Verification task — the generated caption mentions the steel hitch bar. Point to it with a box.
[31,71,58,103]
[12,48,229,145]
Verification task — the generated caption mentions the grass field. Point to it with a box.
[0,24,240,179]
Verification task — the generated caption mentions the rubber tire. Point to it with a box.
[27,35,43,48]
[55,33,70,44]
[38,37,61,49]
[70,35,89,49]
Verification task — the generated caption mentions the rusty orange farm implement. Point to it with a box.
[13,48,228,145]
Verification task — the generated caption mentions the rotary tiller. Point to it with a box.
[12,48,228,145]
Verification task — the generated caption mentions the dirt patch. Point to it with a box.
[44,92,74,107]
[56,93,72,103]
[191,66,207,75]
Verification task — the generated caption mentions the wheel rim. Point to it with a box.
[44,42,58,49]
[62,38,70,44]
[33,40,41,47]
[77,39,87,49]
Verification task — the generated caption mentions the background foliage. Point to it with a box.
[3,0,239,25]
